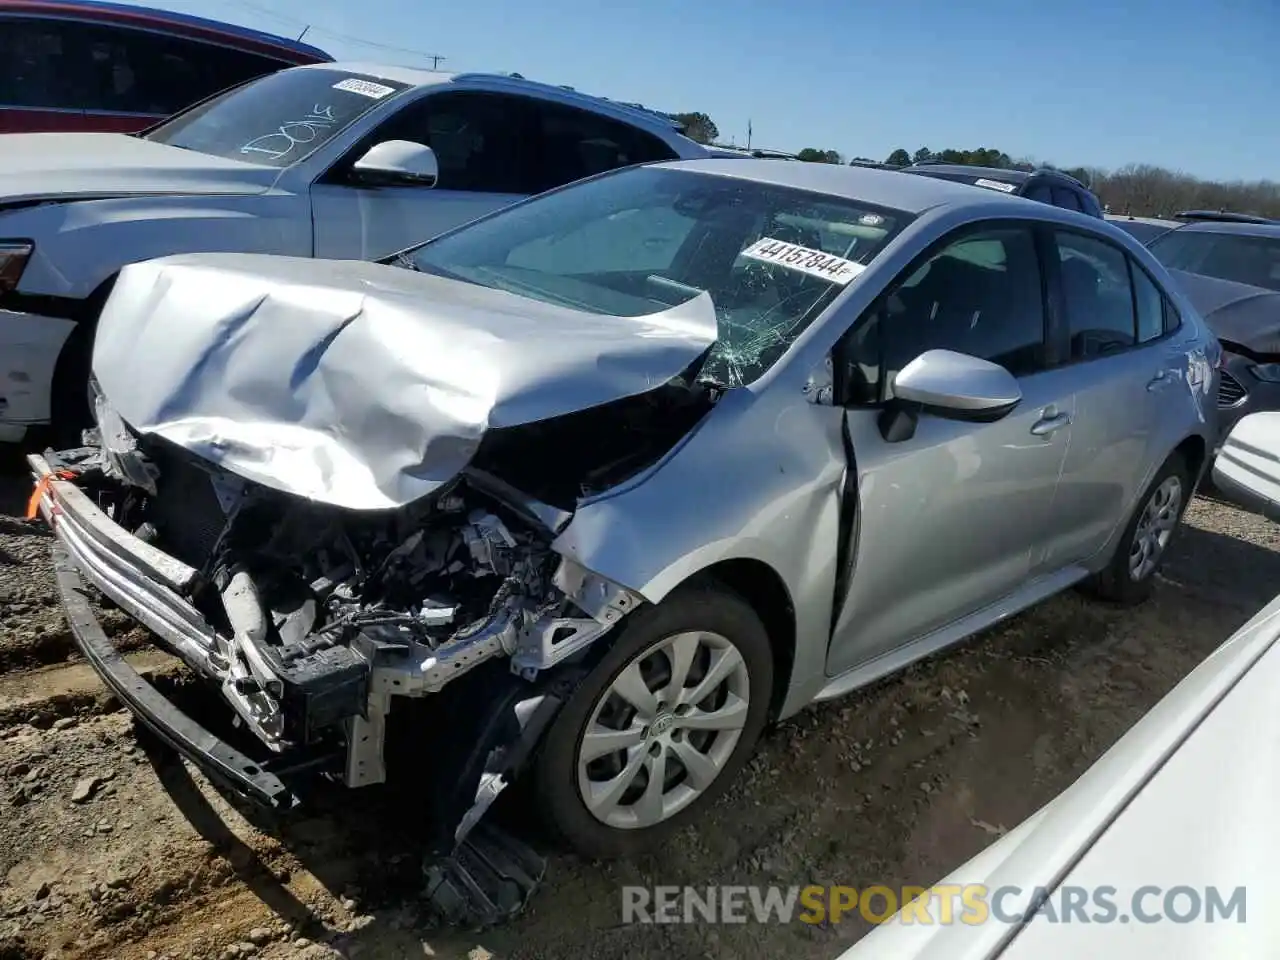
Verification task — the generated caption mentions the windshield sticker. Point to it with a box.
[239,105,339,162]
[858,213,885,226]
[740,237,866,285]
[332,78,397,99]
[973,178,1018,194]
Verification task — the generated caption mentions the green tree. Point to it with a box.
[797,148,842,163]
[670,112,719,144]
[912,147,933,164]
[885,148,911,167]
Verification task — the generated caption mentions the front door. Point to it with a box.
[826,222,1075,676]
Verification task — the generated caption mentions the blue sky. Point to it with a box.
[131,0,1276,182]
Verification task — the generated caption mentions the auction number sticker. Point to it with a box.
[332,78,397,99]
[740,238,865,284]
[973,177,1017,194]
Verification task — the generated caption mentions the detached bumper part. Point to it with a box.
[423,824,547,928]
[51,542,309,809]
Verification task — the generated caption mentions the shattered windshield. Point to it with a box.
[401,166,908,386]
[1149,229,1280,292]
[144,68,411,167]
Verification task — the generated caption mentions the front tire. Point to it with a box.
[1084,452,1191,606]
[532,583,773,859]
[49,324,95,449]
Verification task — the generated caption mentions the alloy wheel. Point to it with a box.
[576,630,751,830]
[1128,475,1183,581]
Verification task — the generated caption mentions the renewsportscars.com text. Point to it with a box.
[621,884,1247,926]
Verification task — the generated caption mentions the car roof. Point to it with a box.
[291,63,692,138]
[1107,214,1182,228]
[295,61,458,87]
[7,0,334,61]
[1170,219,1280,239]
[906,163,1031,184]
[650,158,1041,215]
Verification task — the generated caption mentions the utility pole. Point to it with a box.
[429,54,446,69]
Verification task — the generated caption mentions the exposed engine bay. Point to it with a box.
[28,373,716,925]
[44,378,733,795]
[64,440,624,763]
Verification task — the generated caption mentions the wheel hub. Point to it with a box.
[648,711,676,738]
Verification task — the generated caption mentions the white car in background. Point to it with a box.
[0,62,720,444]
[836,410,1280,959]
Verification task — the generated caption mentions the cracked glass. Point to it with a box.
[401,166,910,387]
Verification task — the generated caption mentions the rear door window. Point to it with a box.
[523,100,678,194]
[1054,231,1137,359]
[1130,259,1166,343]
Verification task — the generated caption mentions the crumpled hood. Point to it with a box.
[92,253,718,510]
[1168,267,1280,353]
[0,133,280,206]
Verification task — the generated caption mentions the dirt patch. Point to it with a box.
[0,457,1276,960]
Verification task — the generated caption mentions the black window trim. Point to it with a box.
[833,217,1054,407]
[1045,224,1182,368]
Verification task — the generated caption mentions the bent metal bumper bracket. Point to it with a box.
[51,541,305,809]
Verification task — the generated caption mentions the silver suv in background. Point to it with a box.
[0,62,719,446]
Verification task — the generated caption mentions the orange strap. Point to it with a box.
[26,471,76,521]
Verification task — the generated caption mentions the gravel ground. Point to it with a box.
[2,444,1279,960]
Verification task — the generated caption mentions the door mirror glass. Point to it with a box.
[351,140,439,186]
[1212,411,1280,522]
[893,349,1022,419]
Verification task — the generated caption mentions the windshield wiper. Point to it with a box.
[393,253,420,272]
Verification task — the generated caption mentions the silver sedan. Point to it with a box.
[29,159,1220,878]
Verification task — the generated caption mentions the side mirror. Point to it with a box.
[1212,412,1280,522]
[879,349,1022,443]
[351,140,438,187]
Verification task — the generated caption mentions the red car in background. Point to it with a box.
[0,0,333,133]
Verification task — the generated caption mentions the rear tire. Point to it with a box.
[1083,452,1191,606]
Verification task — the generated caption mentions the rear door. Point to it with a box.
[826,222,1077,675]
[1038,228,1185,568]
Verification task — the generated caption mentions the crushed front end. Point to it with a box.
[27,394,646,923]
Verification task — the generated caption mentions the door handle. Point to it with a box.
[1030,412,1071,436]
[1147,370,1170,391]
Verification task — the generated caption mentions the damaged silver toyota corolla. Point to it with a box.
[28,159,1218,921]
